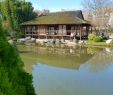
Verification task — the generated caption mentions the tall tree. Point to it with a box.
[82,0,113,30]
[0,0,37,32]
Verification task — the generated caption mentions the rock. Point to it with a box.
[36,39,44,45]
[61,38,65,43]
[17,38,26,44]
[25,36,31,40]
[67,42,77,46]
[78,40,84,44]
[109,35,113,39]
[8,40,13,44]
[106,39,113,44]
[56,39,60,44]
[30,38,36,42]
[73,38,78,43]
[36,39,39,44]
[43,39,48,43]
[50,39,55,44]
[65,40,69,43]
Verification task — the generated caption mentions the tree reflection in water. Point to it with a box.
[84,47,113,73]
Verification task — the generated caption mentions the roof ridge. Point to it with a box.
[49,10,82,14]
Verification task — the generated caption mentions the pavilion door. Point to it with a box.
[58,25,66,35]
[63,25,66,35]
[38,26,47,35]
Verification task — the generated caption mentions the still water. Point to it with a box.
[19,45,113,95]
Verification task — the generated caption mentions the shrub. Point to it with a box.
[0,19,36,95]
[88,34,96,40]
[93,36,103,42]
[88,34,103,42]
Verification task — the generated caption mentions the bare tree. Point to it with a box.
[82,0,113,33]
[34,9,50,16]
[82,0,112,12]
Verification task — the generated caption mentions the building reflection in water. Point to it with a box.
[19,45,113,73]
[19,45,113,95]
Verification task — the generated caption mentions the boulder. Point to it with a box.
[56,39,60,44]
[78,40,84,44]
[109,36,113,39]
[8,40,13,45]
[17,38,26,44]
[73,38,78,43]
[36,39,40,44]
[31,38,36,42]
[43,39,48,43]
[67,42,77,46]
[36,39,44,45]
[106,39,113,44]
[25,36,31,40]
[61,38,65,43]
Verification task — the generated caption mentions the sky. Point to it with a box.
[26,0,83,12]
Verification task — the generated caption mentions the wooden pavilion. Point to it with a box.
[21,10,92,40]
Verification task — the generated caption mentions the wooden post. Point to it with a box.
[91,26,92,34]
[80,25,82,41]
[32,26,33,38]
[38,26,40,39]
[25,26,26,38]
[86,26,88,36]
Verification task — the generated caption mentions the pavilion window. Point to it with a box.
[62,25,66,35]
[76,26,80,36]
[66,25,71,35]
[48,25,58,35]
[48,27,55,35]
[83,27,88,36]
[71,26,75,33]
[32,26,36,33]
[26,26,32,33]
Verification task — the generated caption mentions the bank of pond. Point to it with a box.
[0,40,36,95]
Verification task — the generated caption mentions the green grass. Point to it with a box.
[83,40,113,48]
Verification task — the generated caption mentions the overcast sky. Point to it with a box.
[26,0,83,12]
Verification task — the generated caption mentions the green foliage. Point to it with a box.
[0,20,36,95]
[93,36,103,42]
[88,34,96,40]
[0,0,37,32]
[17,1,37,24]
[88,34,103,42]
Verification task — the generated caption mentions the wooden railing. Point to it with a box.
[25,30,88,37]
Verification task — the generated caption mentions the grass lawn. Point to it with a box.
[83,40,113,48]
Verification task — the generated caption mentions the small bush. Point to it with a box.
[93,36,103,42]
[88,34,96,40]
[88,34,103,42]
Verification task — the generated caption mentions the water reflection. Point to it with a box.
[19,45,113,95]
[19,45,113,73]
[83,48,113,73]
[19,45,95,73]
[33,63,113,95]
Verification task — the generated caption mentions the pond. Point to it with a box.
[18,45,113,95]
